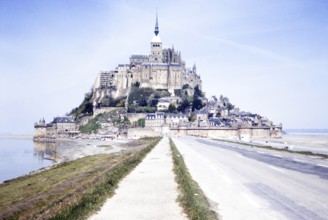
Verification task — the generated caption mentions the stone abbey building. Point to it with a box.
[92,14,202,105]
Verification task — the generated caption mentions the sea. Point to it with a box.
[284,129,328,135]
[0,136,59,183]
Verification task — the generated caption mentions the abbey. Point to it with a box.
[92,14,202,105]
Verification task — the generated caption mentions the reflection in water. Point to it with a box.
[0,139,58,182]
[33,141,61,162]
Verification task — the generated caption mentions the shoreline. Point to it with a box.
[0,137,134,184]
[0,137,162,219]
[34,137,132,163]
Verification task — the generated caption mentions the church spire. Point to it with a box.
[154,12,159,36]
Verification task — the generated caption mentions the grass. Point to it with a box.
[170,138,218,220]
[0,137,161,220]
[214,138,328,159]
[97,145,113,148]
[79,114,102,133]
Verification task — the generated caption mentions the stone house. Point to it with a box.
[145,112,165,127]
[34,116,78,139]
[195,109,209,121]
[157,96,181,111]
[165,113,188,128]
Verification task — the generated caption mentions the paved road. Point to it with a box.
[172,136,328,220]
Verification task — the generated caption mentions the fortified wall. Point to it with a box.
[170,126,282,139]
[127,128,162,138]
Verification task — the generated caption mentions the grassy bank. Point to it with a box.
[214,138,328,159]
[0,137,161,220]
[170,139,218,220]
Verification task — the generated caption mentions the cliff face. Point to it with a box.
[78,108,130,135]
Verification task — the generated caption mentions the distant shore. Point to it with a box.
[0,134,33,140]
[252,133,328,155]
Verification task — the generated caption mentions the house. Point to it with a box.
[34,116,78,139]
[157,99,171,111]
[156,96,181,111]
[166,113,188,127]
[145,112,165,127]
[209,117,221,126]
[195,109,209,121]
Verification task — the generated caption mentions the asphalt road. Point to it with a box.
[172,136,328,220]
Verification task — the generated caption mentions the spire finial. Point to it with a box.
[154,10,159,36]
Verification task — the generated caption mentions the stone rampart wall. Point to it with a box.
[127,128,162,138]
[171,126,281,139]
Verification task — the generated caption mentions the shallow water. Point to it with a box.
[0,138,57,182]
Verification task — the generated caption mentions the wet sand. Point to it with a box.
[252,133,328,155]
[40,138,133,163]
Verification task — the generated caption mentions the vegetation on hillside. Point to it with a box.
[99,96,126,108]
[127,82,170,113]
[79,114,102,133]
[219,95,234,111]
[137,118,145,128]
[79,109,131,133]
[192,85,205,111]
[69,91,94,120]
[69,82,205,124]
[0,137,161,220]
[176,85,205,113]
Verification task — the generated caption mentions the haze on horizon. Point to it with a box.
[0,0,327,134]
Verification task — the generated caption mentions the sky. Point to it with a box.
[0,0,327,134]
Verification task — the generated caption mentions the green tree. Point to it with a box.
[192,98,203,111]
[177,98,190,113]
[168,104,177,113]
[192,85,204,111]
[194,85,203,98]
[182,84,190,89]
[227,103,234,111]
[137,118,145,127]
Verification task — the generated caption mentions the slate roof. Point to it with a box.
[130,55,149,59]
[52,117,75,123]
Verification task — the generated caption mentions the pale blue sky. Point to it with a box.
[0,0,327,134]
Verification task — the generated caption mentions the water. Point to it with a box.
[285,129,328,135]
[0,138,57,182]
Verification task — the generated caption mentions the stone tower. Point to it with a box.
[149,13,163,63]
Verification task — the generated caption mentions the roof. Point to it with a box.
[159,96,181,101]
[130,55,148,59]
[142,63,181,67]
[118,64,129,67]
[52,117,75,123]
[166,113,188,118]
[209,117,220,122]
[158,100,170,103]
[146,112,165,119]
[195,109,209,115]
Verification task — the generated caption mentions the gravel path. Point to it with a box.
[89,136,187,220]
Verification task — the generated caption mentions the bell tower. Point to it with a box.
[149,12,162,63]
